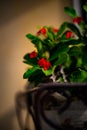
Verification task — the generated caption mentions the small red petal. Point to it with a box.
[73,17,83,24]
[66,31,72,39]
[29,51,37,58]
[53,28,58,33]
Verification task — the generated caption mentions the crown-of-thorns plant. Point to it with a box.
[23,4,87,86]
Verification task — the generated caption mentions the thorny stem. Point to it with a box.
[50,65,68,83]
[50,73,56,82]
[60,66,68,83]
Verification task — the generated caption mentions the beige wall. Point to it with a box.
[0,0,72,129]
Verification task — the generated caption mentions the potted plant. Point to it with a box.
[19,3,87,130]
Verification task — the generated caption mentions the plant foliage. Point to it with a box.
[23,4,87,86]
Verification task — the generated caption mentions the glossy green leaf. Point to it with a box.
[42,68,52,76]
[57,22,67,37]
[70,69,87,82]
[54,53,67,66]
[28,69,46,86]
[68,46,81,56]
[47,30,54,41]
[26,34,41,41]
[50,43,69,61]
[26,34,44,52]
[64,7,78,18]
[23,66,40,79]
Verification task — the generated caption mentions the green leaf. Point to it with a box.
[83,78,87,82]
[45,39,55,48]
[57,22,67,37]
[70,69,87,82]
[26,34,45,52]
[23,66,40,79]
[83,4,87,12]
[54,53,67,66]
[66,23,82,37]
[47,30,54,41]
[23,53,37,66]
[50,43,69,61]
[28,69,46,86]
[42,68,52,76]
[26,33,41,41]
[68,46,81,56]
[64,7,78,18]
[67,39,83,45]
[57,22,81,38]
[36,41,43,52]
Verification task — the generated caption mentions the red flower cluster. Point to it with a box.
[38,58,51,70]
[37,27,58,36]
[37,27,46,35]
[66,31,72,39]
[29,51,37,58]
[73,17,83,24]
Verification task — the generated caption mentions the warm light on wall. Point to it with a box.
[0,1,72,130]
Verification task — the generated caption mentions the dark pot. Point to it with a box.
[15,82,87,130]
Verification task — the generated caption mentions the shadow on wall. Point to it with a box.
[0,108,18,130]
[0,0,51,26]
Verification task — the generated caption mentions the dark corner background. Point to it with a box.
[80,0,87,22]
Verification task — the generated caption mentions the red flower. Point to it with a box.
[41,28,46,34]
[38,58,51,70]
[37,27,46,35]
[73,17,83,24]
[66,31,72,39]
[29,51,37,58]
[53,28,58,33]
